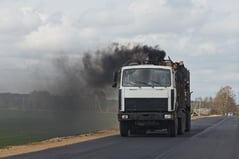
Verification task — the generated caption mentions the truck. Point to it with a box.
[112,51,191,137]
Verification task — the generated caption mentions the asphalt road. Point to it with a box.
[2,116,239,159]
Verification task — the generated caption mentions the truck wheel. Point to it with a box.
[168,119,177,137]
[120,121,129,137]
[185,110,191,132]
[177,117,185,135]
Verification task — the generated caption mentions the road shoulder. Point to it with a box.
[0,129,119,158]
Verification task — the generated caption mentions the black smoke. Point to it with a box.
[55,44,166,90]
[52,44,166,112]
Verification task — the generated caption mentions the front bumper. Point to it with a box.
[118,112,175,121]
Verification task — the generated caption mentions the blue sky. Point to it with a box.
[0,0,238,103]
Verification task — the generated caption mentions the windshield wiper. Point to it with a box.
[134,80,148,85]
[149,80,161,85]
[132,80,153,87]
[149,80,167,87]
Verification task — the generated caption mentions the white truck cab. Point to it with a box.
[119,65,176,113]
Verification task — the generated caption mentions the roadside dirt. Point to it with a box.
[0,129,119,158]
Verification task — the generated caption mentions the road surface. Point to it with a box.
[1,116,239,159]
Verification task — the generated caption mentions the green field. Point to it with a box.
[0,110,118,148]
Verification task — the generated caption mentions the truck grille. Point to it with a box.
[125,98,168,112]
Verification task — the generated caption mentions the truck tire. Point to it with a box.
[120,121,129,137]
[185,110,191,132]
[177,117,185,135]
[168,119,177,137]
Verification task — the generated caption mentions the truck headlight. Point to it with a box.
[122,114,129,119]
[164,114,173,119]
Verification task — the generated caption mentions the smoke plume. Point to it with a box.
[55,44,166,92]
[51,43,167,113]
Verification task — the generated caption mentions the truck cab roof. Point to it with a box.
[121,64,172,70]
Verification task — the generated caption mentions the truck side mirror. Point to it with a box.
[112,72,118,88]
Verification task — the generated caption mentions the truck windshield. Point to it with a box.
[122,68,171,87]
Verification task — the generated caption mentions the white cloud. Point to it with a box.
[126,0,209,34]
[14,0,213,55]
[79,27,97,38]
[19,22,74,52]
[200,14,239,38]
[115,33,220,57]
[197,42,217,55]
[178,36,191,50]
[19,15,99,52]
[0,7,43,34]
[128,0,167,15]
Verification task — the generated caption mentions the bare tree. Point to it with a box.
[212,86,237,115]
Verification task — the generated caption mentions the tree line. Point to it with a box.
[192,86,238,116]
[0,90,117,112]
[0,86,238,115]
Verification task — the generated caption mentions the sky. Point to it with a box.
[0,0,238,103]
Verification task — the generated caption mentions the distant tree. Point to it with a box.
[202,97,214,108]
[212,86,237,115]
